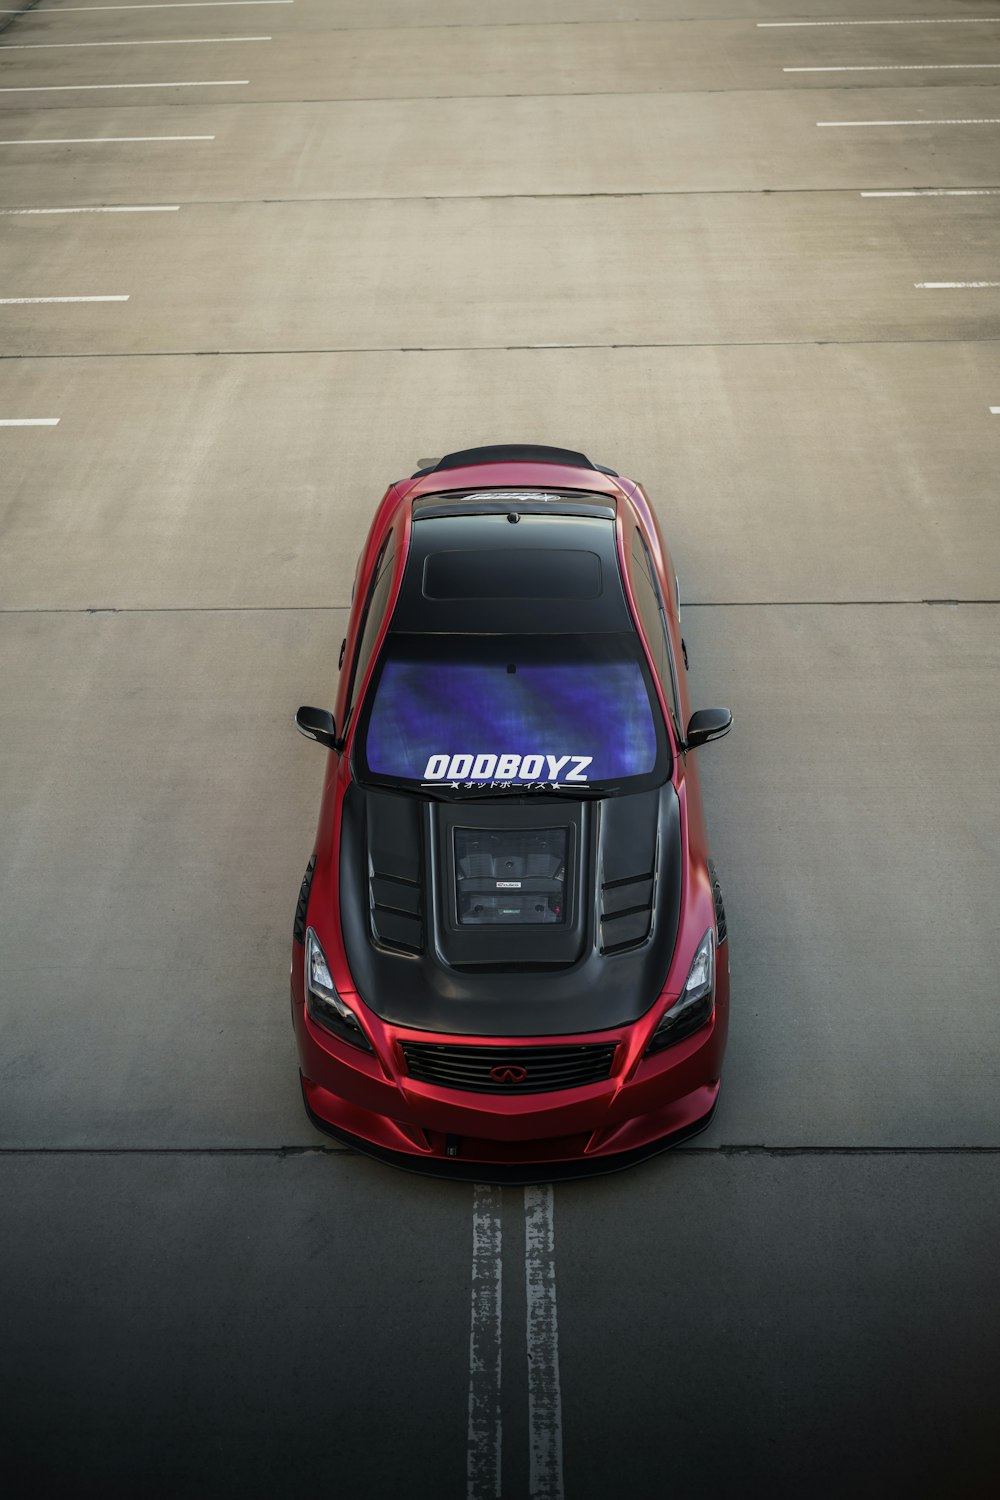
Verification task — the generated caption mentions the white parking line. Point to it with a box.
[818,119,1000,128]
[788,63,1000,73]
[861,189,1000,197]
[0,205,179,213]
[467,1185,503,1500]
[525,1186,564,1500]
[0,136,215,144]
[0,80,249,92]
[990,407,1000,415]
[0,2,292,8]
[914,281,1000,289]
[760,17,1000,25]
[0,294,129,303]
[0,418,60,425]
[0,36,271,49]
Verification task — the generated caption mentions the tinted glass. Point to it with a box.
[454,826,568,925]
[630,564,665,681]
[345,531,395,713]
[423,549,601,600]
[632,530,681,730]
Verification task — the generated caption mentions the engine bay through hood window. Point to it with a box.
[454,826,568,926]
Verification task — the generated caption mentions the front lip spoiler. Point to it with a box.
[299,1078,718,1184]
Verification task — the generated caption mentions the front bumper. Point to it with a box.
[291,964,728,1182]
[300,1073,719,1182]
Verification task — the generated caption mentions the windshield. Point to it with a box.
[354,633,671,796]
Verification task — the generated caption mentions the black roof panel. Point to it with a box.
[391,512,632,635]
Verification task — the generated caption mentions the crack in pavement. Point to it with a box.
[3,335,1000,362]
[5,187,1000,209]
[1,600,997,616]
[1,1145,997,1156]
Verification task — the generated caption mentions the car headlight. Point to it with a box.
[647,928,715,1053]
[305,927,373,1052]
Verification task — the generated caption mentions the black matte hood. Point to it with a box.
[337,781,683,1037]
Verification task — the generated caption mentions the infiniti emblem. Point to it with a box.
[490,1064,528,1084]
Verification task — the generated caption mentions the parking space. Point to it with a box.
[2,9,1000,103]
[3,191,1000,356]
[4,87,1000,205]
[2,342,998,610]
[2,1,998,1495]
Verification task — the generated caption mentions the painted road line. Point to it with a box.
[467,1185,502,1500]
[818,119,1000,127]
[0,418,60,425]
[0,2,292,9]
[0,36,271,49]
[915,281,1000,288]
[0,81,249,93]
[861,189,1000,197]
[761,17,1000,25]
[0,294,129,303]
[788,64,1000,72]
[990,407,1000,415]
[0,206,179,213]
[525,1186,564,1500]
[0,136,215,144]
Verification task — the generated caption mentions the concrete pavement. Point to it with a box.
[3,191,1000,356]
[5,87,1000,204]
[2,343,998,608]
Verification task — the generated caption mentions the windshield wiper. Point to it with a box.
[360,778,621,801]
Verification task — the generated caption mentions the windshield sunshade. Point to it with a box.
[357,634,667,791]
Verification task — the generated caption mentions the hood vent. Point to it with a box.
[367,794,424,955]
[600,871,655,953]
[708,858,727,945]
[370,872,422,954]
[293,854,316,947]
[597,789,659,954]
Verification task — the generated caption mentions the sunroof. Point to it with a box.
[423,549,601,600]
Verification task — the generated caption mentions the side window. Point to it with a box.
[630,539,665,676]
[631,530,682,734]
[344,531,396,719]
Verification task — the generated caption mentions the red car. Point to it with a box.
[292,444,731,1179]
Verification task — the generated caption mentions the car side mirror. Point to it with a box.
[685,708,732,750]
[295,706,338,750]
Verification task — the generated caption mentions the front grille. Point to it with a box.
[400,1041,617,1095]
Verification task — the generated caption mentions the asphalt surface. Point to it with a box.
[1,1,998,1497]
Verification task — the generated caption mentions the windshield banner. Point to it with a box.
[364,660,658,785]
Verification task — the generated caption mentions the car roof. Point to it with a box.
[388,508,635,636]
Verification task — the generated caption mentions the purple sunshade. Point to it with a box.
[364,660,658,782]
